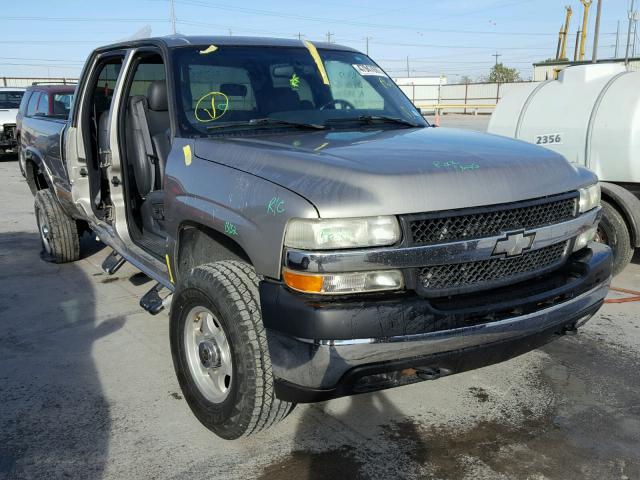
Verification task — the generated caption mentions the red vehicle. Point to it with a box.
[15,83,75,178]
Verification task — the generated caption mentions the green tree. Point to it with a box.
[488,63,521,83]
[458,75,473,84]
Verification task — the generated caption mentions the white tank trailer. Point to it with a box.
[489,64,640,275]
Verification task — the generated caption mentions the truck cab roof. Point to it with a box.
[95,34,358,53]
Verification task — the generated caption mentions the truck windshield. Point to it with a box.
[173,45,427,135]
[0,91,24,109]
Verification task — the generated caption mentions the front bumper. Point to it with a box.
[261,242,612,403]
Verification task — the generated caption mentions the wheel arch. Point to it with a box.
[599,181,640,248]
[24,148,51,195]
[175,222,253,282]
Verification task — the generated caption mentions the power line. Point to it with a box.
[0,16,168,22]
[162,0,591,36]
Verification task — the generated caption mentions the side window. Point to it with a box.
[129,60,166,97]
[19,91,31,114]
[324,61,384,109]
[26,92,40,117]
[53,93,73,117]
[94,60,123,115]
[35,93,49,116]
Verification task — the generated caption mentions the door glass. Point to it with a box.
[26,93,40,116]
[35,93,49,116]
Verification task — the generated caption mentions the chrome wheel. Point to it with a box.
[37,208,52,255]
[183,306,233,403]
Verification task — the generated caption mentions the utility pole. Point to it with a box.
[615,20,620,58]
[228,28,232,36]
[169,0,177,35]
[626,0,636,65]
[364,36,371,55]
[296,33,304,41]
[492,52,501,66]
[574,30,582,61]
[592,0,602,63]
[631,18,638,58]
[406,56,410,77]
[326,31,333,43]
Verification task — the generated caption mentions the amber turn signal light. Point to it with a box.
[282,270,324,293]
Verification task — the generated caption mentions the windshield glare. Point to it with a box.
[0,91,24,109]
[173,45,427,135]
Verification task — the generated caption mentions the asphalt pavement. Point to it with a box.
[1,121,639,479]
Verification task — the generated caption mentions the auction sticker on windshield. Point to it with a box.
[352,64,386,76]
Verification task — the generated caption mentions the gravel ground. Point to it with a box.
[1,122,639,480]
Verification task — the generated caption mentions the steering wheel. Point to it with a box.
[319,99,356,110]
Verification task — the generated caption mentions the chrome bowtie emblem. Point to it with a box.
[492,231,536,257]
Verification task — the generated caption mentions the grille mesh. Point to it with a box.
[417,241,568,294]
[409,197,576,245]
[2,124,15,138]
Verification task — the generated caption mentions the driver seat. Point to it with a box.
[127,80,170,237]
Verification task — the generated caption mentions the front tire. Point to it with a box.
[596,201,633,276]
[596,200,634,276]
[170,260,294,439]
[34,189,80,263]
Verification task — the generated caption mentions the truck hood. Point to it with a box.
[0,109,18,126]
[194,127,596,217]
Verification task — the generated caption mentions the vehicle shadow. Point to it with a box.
[261,391,429,479]
[0,153,18,162]
[632,249,640,265]
[0,230,123,479]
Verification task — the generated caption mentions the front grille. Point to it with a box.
[417,241,568,296]
[2,124,15,139]
[407,194,577,245]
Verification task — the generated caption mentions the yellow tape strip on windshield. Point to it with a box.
[303,40,330,85]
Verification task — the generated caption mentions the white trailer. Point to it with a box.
[489,64,640,275]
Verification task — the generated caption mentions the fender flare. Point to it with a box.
[23,147,54,193]
[599,181,640,248]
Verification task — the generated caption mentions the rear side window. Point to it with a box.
[26,92,40,116]
[19,91,31,113]
[94,61,123,114]
[52,93,73,117]
[35,93,49,116]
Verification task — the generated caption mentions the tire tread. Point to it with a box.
[34,189,80,263]
[175,260,293,438]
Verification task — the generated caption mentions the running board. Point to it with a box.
[140,282,173,315]
[101,250,126,275]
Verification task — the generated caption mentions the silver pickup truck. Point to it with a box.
[21,36,611,440]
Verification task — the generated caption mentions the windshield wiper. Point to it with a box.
[325,115,422,128]
[206,117,325,130]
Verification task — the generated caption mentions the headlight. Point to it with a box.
[283,268,404,294]
[578,183,600,213]
[284,216,401,250]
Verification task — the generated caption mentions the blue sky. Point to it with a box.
[0,0,634,81]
